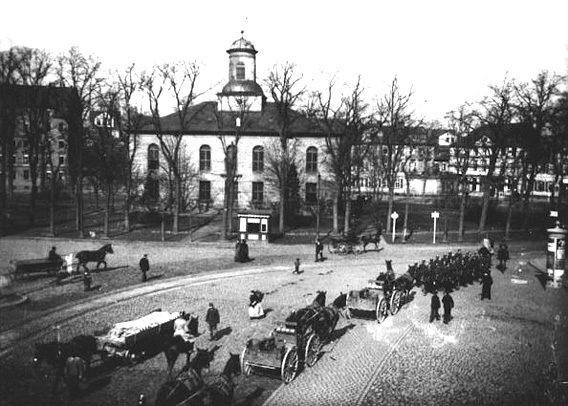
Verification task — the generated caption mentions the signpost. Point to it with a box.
[431,211,440,244]
[391,211,399,243]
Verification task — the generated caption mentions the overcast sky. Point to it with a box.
[2,0,567,122]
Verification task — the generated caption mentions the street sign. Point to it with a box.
[391,212,399,220]
[431,211,440,219]
[431,211,439,243]
[391,212,398,243]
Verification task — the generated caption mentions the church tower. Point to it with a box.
[218,32,265,112]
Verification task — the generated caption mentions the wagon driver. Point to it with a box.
[48,246,62,262]
[173,312,197,349]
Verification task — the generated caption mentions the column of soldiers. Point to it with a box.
[406,248,492,295]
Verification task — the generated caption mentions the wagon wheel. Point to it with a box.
[281,347,299,384]
[337,242,349,255]
[390,290,402,315]
[304,334,321,368]
[240,346,252,377]
[352,245,363,255]
[375,298,388,323]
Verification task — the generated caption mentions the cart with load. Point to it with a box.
[327,236,363,255]
[240,303,324,384]
[346,276,402,323]
[9,258,65,279]
[95,310,181,364]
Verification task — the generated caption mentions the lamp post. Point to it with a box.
[391,211,399,243]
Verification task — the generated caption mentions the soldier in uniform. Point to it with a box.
[429,291,441,322]
[481,270,493,300]
[496,240,510,271]
[442,291,454,324]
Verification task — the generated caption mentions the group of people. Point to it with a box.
[173,302,221,346]
[429,290,454,324]
[428,239,510,324]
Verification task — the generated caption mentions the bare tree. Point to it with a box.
[514,71,565,223]
[56,46,104,237]
[141,61,202,236]
[472,77,515,234]
[374,76,420,233]
[114,64,144,232]
[264,62,305,234]
[309,76,372,235]
[16,47,53,226]
[214,97,254,239]
[445,104,477,241]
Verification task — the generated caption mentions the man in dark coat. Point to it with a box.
[205,302,220,340]
[429,291,441,322]
[48,246,62,262]
[481,270,493,300]
[497,240,509,271]
[139,254,150,282]
[315,238,324,262]
[442,291,454,324]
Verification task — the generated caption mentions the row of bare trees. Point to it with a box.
[1,44,566,240]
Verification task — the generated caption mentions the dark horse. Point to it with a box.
[76,244,113,273]
[194,353,241,406]
[165,314,199,379]
[33,335,98,396]
[313,293,347,342]
[361,233,382,251]
[284,290,327,353]
[151,348,211,406]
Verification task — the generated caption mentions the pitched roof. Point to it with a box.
[137,101,326,137]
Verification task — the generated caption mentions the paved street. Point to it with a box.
[0,238,566,405]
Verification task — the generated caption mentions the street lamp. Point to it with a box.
[316,174,321,238]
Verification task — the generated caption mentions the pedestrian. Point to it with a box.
[293,258,301,274]
[315,238,323,262]
[48,246,62,262]
[442,291,454,324]
[205,302,220,341]
[83,270,92,292]
[496,240,509,271]
[248,290,265,319]
[429,291,441,322]
[139,254,149,282]
[481,270,493,300]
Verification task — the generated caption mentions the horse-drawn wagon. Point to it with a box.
[9,258,65,279]
[95,310,181,363]
[240,292,327,384]
[346,276,402,323]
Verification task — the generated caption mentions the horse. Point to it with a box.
[361,233,381,251]
[33,335,98,395]
[284,290,327,347]
[313,293,347,342]
[152,348,211,406]
[75,243,114,273]
[165,314,199,379]
[194,353,241,406]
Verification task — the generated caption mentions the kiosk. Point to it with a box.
[238,212,271,243]
[547,222,567,285]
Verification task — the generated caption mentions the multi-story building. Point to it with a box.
[133,33,333,211]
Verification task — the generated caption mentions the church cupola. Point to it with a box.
[218,31,265,112]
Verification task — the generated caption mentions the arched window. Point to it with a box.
[236,62,245,80]
[306,147,318,173]
[148,144,159,170]
[252,146,264,172]
[200,145,211,171]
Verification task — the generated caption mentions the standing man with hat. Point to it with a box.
[139,254,150,282]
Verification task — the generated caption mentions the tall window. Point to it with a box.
[252,146,264,172]
[199,180,211,201]
[252,182,264,204]
[148,144,159,170]
[236,62,245,80]
[306,182,317,204]
[200,145,211,171]
[306,147,318,173]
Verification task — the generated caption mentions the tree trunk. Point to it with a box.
[104,183,111,237]
[49,176,56,236]
[76,174,84,238]
[458,190,467,242]
[386,188,394,233]
[173,177,180,234]
[505,192,514,239]
[343,196,351,235]
[279,187,285,234]
[123,177,131,232]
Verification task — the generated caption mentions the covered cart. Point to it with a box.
[96,310,181,363]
